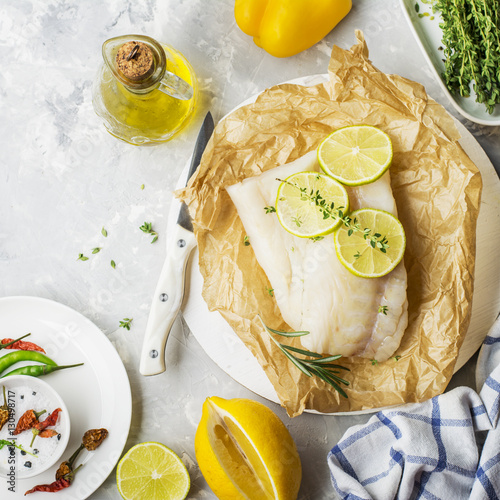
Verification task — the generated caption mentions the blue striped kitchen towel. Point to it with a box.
[328,315,500,500]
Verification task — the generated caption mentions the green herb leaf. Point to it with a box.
[110,260,116,269]
[264,206,276,214]
[101,227,108,237]
[266,287,274,297]
[140,222,158,244]
[244,235,250,246]
[119,318,133,330]
[92,247,101,254]
[378,305,389,315]
[77,253,89,261]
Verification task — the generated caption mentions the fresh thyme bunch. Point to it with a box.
[434,0,500,113]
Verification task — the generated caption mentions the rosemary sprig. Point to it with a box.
[276,178,389,253]
[260,319,350,398]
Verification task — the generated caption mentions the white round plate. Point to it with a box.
[0,296,131,498]
[177,75,500,414]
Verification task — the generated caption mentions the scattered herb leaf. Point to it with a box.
[264,206,276,214]
[110,260,116,269]
[77,254,89,261]
[140,222,159,244]
[101,227,108,237]
[378,305,389,315]
[119,318,133,330]
[394,355,401,362]
[92,247,101,254]
[371,359,379,366]
[266,287,274,297]
[244,235,250,246]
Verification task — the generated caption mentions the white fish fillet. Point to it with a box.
[226,151,408,362]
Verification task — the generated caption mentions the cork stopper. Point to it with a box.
[115,41,154,82]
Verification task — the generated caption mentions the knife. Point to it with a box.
[139,112,215,376]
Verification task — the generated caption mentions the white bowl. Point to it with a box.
[0,375,70,479]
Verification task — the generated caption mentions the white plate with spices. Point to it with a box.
[399,0,500,125]
[0,296,132,499]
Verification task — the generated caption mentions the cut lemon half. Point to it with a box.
[195,397,302,500]
[318,125,393,186]
[276,171,349,238]
[334,208,406,278]
[116,442,190,500]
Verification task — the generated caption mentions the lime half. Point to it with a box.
[334,208,406,278]
[117,442,190,500]
[276,171,349,238]
[318,125,393,186]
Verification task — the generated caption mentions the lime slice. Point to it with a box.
[334,208,406,278]
[275,171,349,238]
[318,125,393,186]
[116,442,190,500]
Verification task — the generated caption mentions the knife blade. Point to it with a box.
[140,112,215,376]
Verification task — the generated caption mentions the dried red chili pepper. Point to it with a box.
[0,386,10,431]
[14,409,46,435]
[55,461,71,481]
[39,429,58,438]
[25,428,108,495]
[31,408,61,447]
[25,463,83,495]
[33,408,61,431]
[25,477,71,495]
[0,334,45,353]
[82,428,108,450]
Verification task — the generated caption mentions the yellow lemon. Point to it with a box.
[195,397,302,500]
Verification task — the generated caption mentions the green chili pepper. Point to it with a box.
[0,363,84,379]
[0,351,57,376]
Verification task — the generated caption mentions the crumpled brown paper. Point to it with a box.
[178,31,482,417]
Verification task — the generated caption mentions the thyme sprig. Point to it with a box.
[276,178,389,253]
[259,318,350,398]
[0,439,36,457]
[119,318,133,330]
[140,222,158,243]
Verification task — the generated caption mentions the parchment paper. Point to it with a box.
[178,31,482,417]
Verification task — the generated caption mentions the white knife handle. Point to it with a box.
[140,225,197,376]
